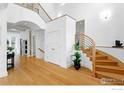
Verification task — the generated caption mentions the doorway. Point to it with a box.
[33,36,36,57]
[76,20,85,42]
[76,20,85,33]
[20,39,28,56]
[20,39,22,56]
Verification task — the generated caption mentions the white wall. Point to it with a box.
[56,3,124,47]
[66,17,76,67]
[0,8,8,77]
[32,30,45,59]
[7,4,46,30]
[81,52,92,71]
[45,16,76,68]
[45,16,66,67]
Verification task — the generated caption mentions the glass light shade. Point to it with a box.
[100,10,111,21]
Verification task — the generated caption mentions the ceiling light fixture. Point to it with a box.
[100,10,112,21]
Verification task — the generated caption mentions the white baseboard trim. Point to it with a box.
[0,70,8,78]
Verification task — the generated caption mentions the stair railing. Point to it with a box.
[38,48,45,54]
[15,3,52,22]
[38,48,45,60]
[78,33,96,77]
[16,3,76,23]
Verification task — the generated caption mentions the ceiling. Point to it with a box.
[0,3,8,9]
[7,21,44,32]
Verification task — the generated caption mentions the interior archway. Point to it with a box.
[7,20,45,61]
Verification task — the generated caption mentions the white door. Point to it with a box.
[46,44,60,65]
[45,30,61,66]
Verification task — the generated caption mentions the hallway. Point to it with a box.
[0,56,100,85]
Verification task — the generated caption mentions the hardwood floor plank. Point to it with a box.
[0,56,100,85]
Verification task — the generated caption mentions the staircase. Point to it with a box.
[94,50,124,84]
[79,33,96,77]
[79,33,124,85]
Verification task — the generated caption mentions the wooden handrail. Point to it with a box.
[79,33,96,77]
[38,48,45,53]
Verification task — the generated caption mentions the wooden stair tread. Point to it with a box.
[96,65,124,70]
[89,55,108,60]
[96,60,118,66]
[87,54,102,57]
[96,71,124,80]
[96,59,116,62]
[82,48,124,82]
[89,55,107,57]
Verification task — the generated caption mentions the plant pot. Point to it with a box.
[74,63,81,70]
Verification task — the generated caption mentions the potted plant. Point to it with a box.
[72,41,81,70]
[7,47,14,54]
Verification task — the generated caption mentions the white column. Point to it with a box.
[0,7,8,77]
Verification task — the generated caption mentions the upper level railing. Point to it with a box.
[78,32,96,77]
[16,3,52,22]
[16,3,76,23]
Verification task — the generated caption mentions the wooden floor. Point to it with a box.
[0,56,100,85]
